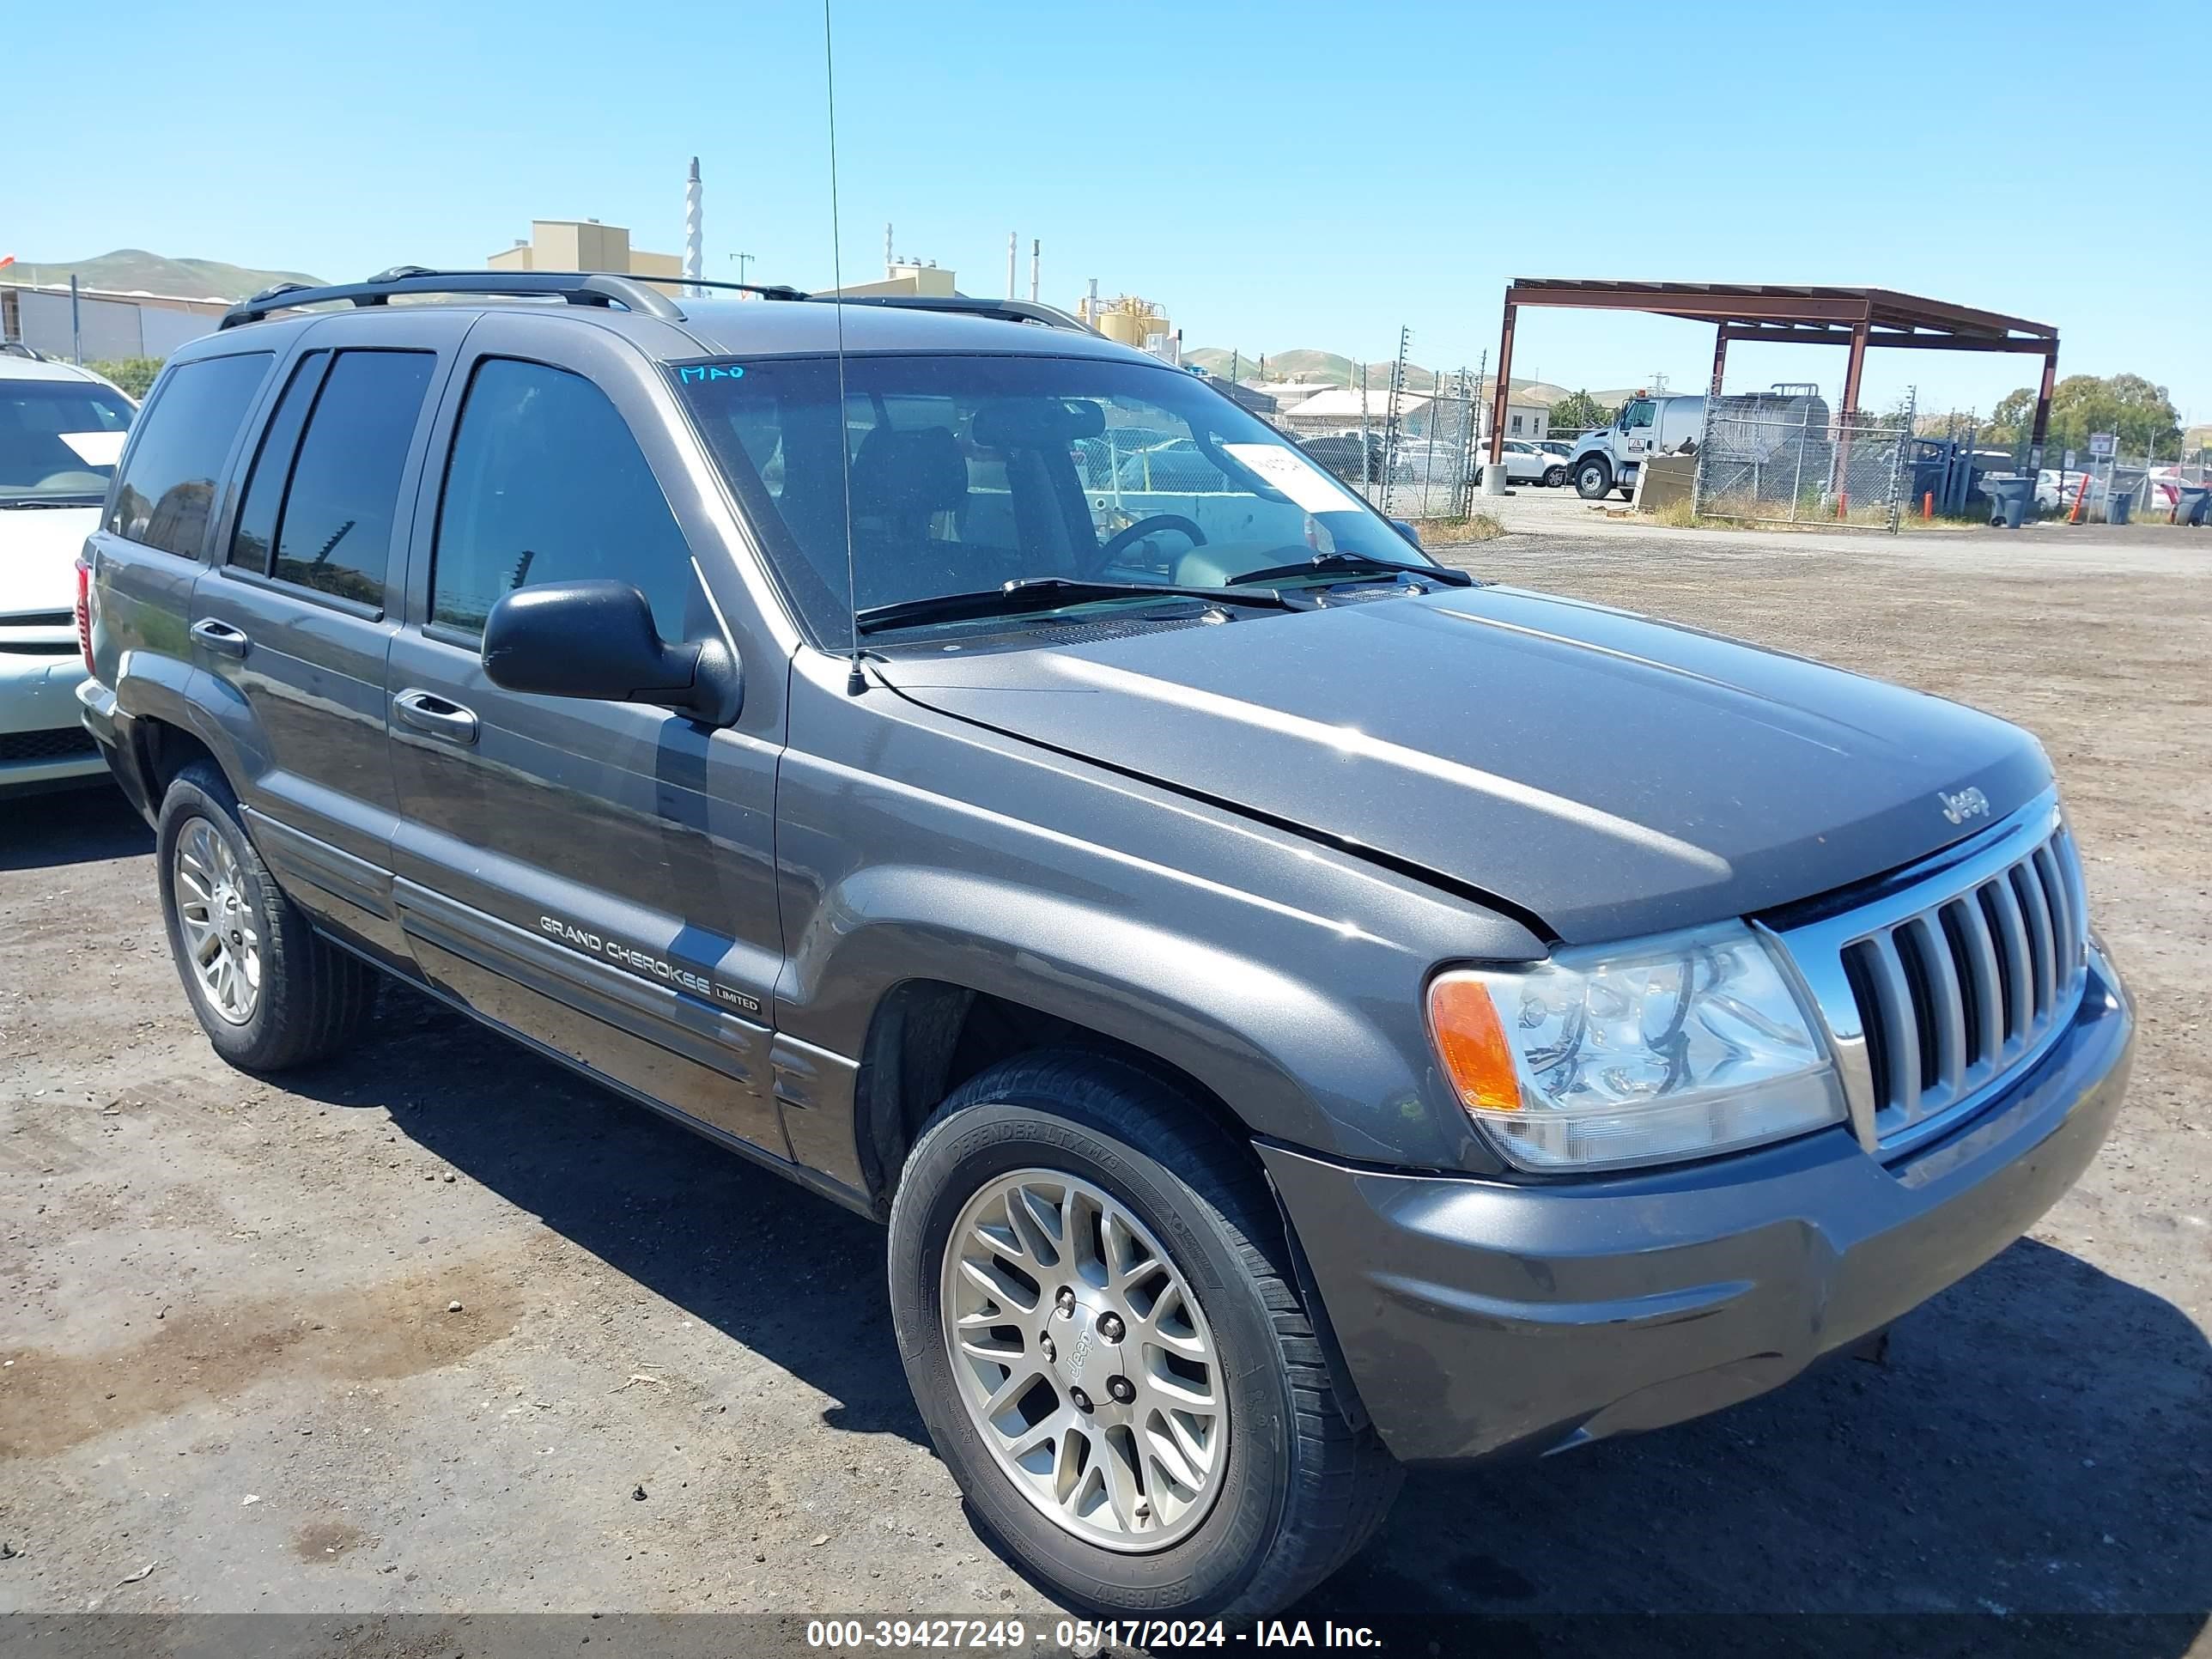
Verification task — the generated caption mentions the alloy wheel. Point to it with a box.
[940,1169,1229,1553]
[173,818,260,1024]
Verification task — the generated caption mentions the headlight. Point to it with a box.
[1427,921,1844,1173]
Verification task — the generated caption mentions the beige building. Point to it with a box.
[488,221,683,289]
[826,261,960,300]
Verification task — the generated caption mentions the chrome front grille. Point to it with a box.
[1770,791,2088,1156]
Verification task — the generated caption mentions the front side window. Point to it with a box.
[106,353,271,556]
[432,358,700,641]
[1,377,136,508]
[268,350,434,604]
[1625,400,1656,430]
[677,353,1447,645]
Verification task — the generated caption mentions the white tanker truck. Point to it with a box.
[1568,385,1831,501]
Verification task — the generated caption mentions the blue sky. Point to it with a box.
[14,0,2206,423]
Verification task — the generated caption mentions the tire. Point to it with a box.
[887,1052,1401,1619]
[155,760,376,1072]
[1574,455,1613,499]
[1543,465,1567,489]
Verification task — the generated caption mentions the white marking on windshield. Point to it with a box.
[1221,442,1364,515]
[59,431,127,466]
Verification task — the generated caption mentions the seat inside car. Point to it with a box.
[848,423,988,605]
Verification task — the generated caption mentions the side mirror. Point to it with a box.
[1391,518,1422,546]
[482,580,742,725]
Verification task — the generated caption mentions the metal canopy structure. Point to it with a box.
[1486,278,2061,466]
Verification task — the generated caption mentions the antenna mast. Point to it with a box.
[825,3,864,696]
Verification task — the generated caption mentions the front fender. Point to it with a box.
[779,861,1451,1166]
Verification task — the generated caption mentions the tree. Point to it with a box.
[1548,389,1617,434]
[86,356,163,399]
[1985,373,2181,459]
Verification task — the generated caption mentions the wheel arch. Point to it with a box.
[784,868,1456,1200]
[850,976,1268,1220]
[112,649,264,804]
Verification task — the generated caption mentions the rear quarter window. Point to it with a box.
[107,353,273,557]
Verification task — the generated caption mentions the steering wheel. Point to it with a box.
[1097,514,1206,567]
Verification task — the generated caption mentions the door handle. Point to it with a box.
[190,617,249,659]
[392,688,480,745]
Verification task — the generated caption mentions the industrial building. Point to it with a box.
[487,220,683,289]
[0,283,229,362]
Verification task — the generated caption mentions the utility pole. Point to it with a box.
[728,252,755,287]
[1006,232,1018,300]
[70,273,81,364]
[1029,238,1040,302]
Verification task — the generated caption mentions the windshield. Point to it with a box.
[676,352,1445,641]
[1,378,135,506]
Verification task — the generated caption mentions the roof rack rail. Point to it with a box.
[823,295,1099,335]
[215,268,1101,338]
[219,268,696,330]
[659,275,812,303]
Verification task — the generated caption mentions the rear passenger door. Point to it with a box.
[383,312,788,1157]
[191,313,464,962]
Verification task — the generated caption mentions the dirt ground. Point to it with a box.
[3,522,2208,1652]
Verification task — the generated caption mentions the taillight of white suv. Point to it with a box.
[75,555,96,675]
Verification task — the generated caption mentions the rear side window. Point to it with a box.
[430,358,698,641]
[265,350,435,605]
[106,353,271,556]
[228,352,330,574]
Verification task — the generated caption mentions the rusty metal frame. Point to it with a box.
[1487,278,2060,470]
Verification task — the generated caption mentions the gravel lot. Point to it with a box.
[3,522,2208,1652]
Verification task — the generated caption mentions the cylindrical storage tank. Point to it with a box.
[1097,310,1151,348]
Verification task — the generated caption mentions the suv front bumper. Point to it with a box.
[1261,943,2133,1466]
[3,653,105,791]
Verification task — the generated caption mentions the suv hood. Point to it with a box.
[876,586,2051,944]
[0,504,99,620]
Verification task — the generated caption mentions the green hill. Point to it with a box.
[1,249,325,301]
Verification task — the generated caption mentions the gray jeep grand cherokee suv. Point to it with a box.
[77,270,2133,1618]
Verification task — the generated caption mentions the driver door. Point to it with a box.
[1621,398,1658,461]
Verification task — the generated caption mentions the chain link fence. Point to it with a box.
[1692,395,1917,531]
[1276,380,1489,521]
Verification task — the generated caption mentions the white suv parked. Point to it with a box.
[1,349,135,793]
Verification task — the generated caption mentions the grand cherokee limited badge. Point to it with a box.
[1938,786,1991,825]
[538,915,763,1015]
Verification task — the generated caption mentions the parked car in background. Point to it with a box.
[2,349,135,794]
[1498,438,1559,486]
[2035,470,2096,514]
[1112,435,1224,493]
[1296,430,1388,483]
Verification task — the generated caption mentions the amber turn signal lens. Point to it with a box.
[1427,975,1523,1113]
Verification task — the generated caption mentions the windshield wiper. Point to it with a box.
[854,577,1299,635]
[0,497,103,510]
[1224,550,1473,588]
